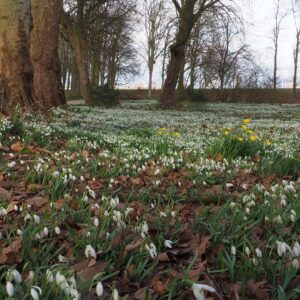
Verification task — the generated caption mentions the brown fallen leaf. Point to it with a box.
[71,260,108,282]
[150,277,168,295]
[10,142,24,152]
[55,198,65,210]
[27,197,48,210]
[0,187,11,201]
[0,237,23,265]
[81,150,89,158]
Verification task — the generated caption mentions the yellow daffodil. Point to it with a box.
[250,135,257,141]
[247,130,253,134]
[173,132,181,138]
[243,118,251,124]
[266,139,271,146]
[224,131,229,135]
[238,137,243,141]
[241,125,248,130]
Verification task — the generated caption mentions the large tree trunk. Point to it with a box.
[68,28,92,105]
[31,0,65,107]
[0,0,35,113]
[160,44,185,105]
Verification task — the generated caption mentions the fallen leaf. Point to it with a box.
[71,260,108,282]
[0,237,23,264]
[10,142,24,152]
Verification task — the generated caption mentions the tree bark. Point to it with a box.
[30,0,65,106]
[293,31,300,97]
[0,0,35,113]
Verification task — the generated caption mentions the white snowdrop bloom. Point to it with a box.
[277,241,291,257]
[112,288,119,300]
[231,245,236,256]
[226,183,233,189]
[85,244,97,259]
[146,243,157,258]
[55,226,61,235]
[46,270,54,283]
[86,231,91,237]
[171,211,176,217]
[280,195,287,207]
[31,286,42,300]
[96,282,104,296]
[125,207,134,217]
[17,229,23,236]
[273,215,282,225]
[252,257,258,265]
[56,272,67,286]
[191,283,216,300]
[160,212,167,218]
[242,183,249,190]
[14,205,18,211]
[43,227,49,237]
[245,246,251,256]
[164,240,173,248]
[293,242,300,257]
[88,188,96,199]
[94,217,99,227]
[58,255,68,263]
[8,161,16,168]
[293,259,299,269]
[28,271,34,282]
[290,213,296,223]
[8,269,22,284]
[69,288,80,300]
[52,171,60,177]
[35,233,41,240]
[0,208,8,217]
[255,248,262,258]
[230,202,236,208]
[33,214,41,224]
[6,281,14,297]
[245,207,251,214]
[110,196,119,208]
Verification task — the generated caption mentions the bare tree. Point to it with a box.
[141,0,169,97]
[160,0,231,106]
[272,0,288,90]
[291,0,300,96]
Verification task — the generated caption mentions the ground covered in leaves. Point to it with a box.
[1,101,300,299]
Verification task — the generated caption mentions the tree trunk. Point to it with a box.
[273,38,278,90]
[31,0,65,106]
[0,0,35,113]
[69,30,92,105]
[293,32,300,98]
[148,66,153,98]
[160,45,185,105]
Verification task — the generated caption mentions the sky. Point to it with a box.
[129,0,299,89]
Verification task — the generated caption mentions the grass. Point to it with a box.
[0,101,300,299]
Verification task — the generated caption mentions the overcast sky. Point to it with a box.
[129,0,298,88]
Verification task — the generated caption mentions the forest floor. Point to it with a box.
[1,101,300,299]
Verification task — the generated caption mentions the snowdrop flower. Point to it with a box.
[28,271,34,282]
[0,208,8,217]
[6,281,14,297]
[164,240,173,248]
[160,212,167,218]
[85,244,96,259]
[192,283,216,300]
[293,242,300,257]
[113,288,119,300]
[96,282,103,296]
[94,217,99,227]
[58,255,68,263]
[277,241,291,257]
[33,214,41,224]
[125,207,134,217]
[171,211,176,217]
[146,243,157,258]
[280,195,287,207]
[293,259,299,269]
[226,183,233,189]
[10,269,22,284]
[255,248,262,258]
[31,286,42,300]
[231,245,236,256]
[43,227,49,237]
[273,215,282,225]
[55,226,61,235]
[245,246,251,256]
[46,269,54,283]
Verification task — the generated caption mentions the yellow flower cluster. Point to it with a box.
[157,127,181,138]
[222,119,272,146]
